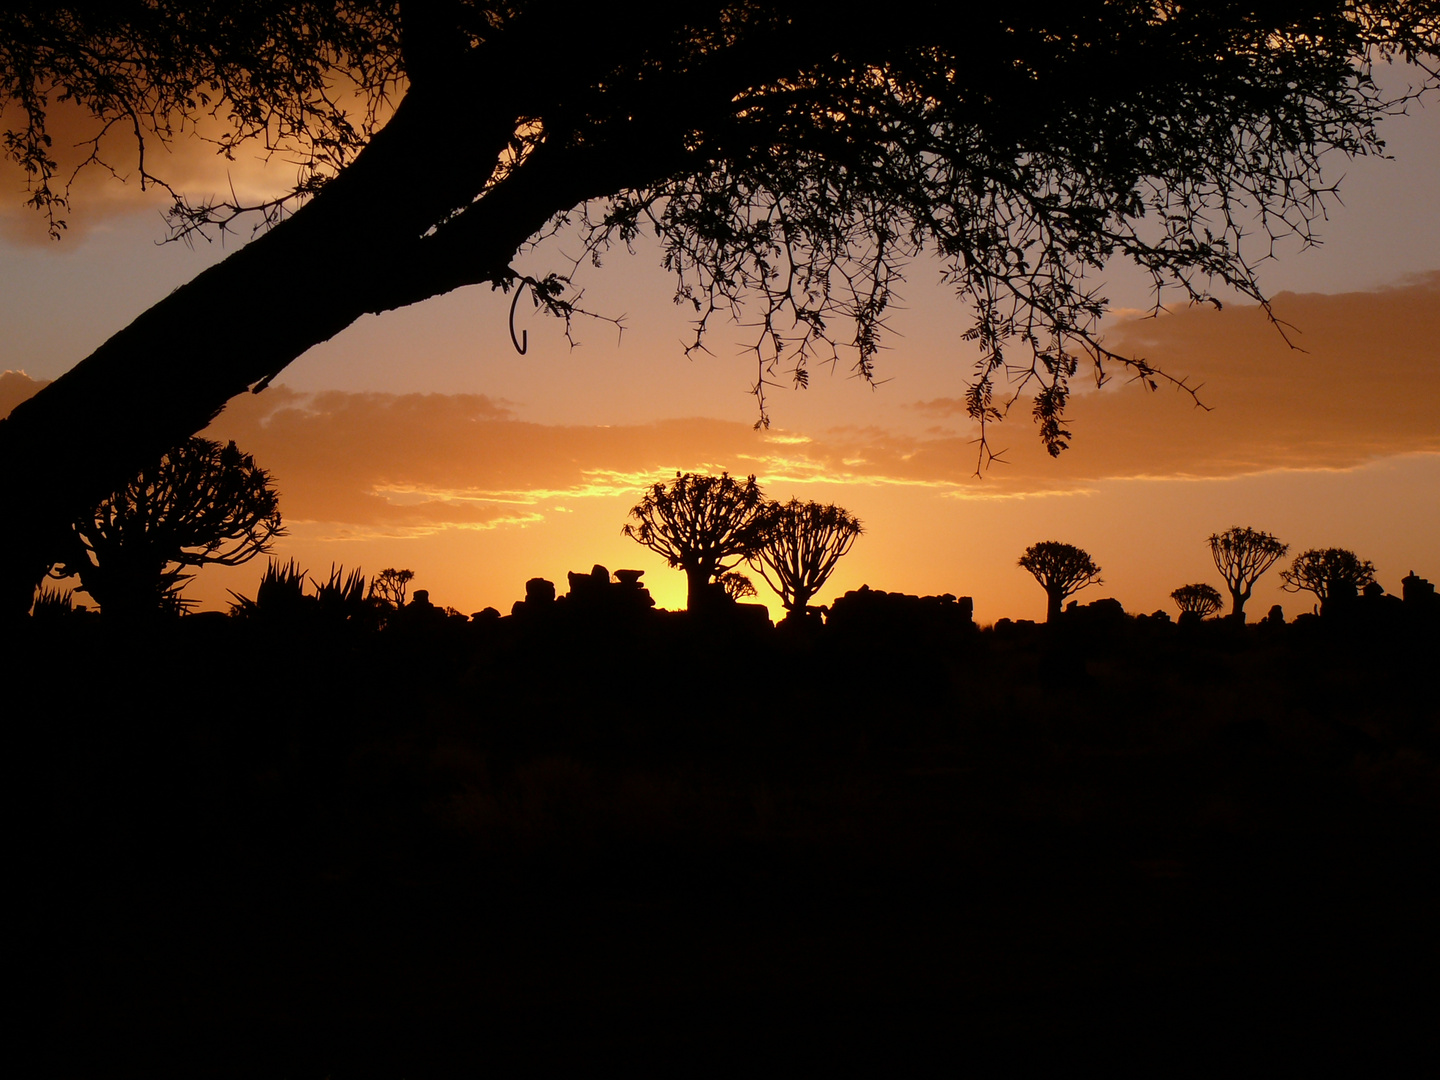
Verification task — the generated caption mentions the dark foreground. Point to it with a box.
[15,600,1440,1075]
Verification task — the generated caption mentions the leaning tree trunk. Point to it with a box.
[0,80,665,617]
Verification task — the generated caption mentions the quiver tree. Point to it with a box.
[1207,526,1288,621]
[1171,583,1223,619]
[748,500,863,616]
[1018,541,1102,624]
[50,437,282,618]
[622,472,767,610]
[718,572,757,601]
[369,567,415,609]
[3,4,1438,615]
[1280,548,1376,610]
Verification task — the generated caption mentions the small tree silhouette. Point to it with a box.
[749,500,863,615]
[622,472,768,609]
[1280,548,1376,607]
[1018,541,1102,623]
[718,572,757,600]
[52,437,282,618]
[369,567,414,609]
[1208,526,1288,621]
[1171,583,1223,618]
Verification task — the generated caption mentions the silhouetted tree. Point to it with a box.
[749,500,862,615]
[1208,526,1288,621]
[1019,542,1102,624]
[623,473,768,609]
[1171,583,1223,619]
[1280,548,1377,607]
[50,437,282,619]
[718,572,757,601]
[5,4,1437,614]
[370,567,415,609]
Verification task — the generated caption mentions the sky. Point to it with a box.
[3,69,1438,623]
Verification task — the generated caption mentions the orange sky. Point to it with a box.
[3,67,1437,623]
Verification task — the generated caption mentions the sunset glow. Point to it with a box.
[3,74,1436,625]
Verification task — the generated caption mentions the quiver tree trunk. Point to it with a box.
[685,564,723,613]
[1228,587,1250,621]
[789,585,817,614]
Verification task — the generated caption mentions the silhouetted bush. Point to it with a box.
[1171,583,1223,618]
[1281,548,1376,615]
[229,559,381,630]
[30,584,75,620]
[49,437,282,619]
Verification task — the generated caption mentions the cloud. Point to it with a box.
[907,398,969,418]
[202,388,1059,533]
[894,272,1440,485]
[1049,271,1440,478]
[9,274,1437,536]
[203,388,794,533]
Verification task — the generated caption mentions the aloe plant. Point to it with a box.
[31,585,75,619]
[228,559,311,620]
[311,564,370,621]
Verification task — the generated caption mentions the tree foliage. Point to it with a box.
[9,4,1437,436]
[1280,547,1377,604]
[1171,582,1223,618]
[0,3,404,238]
[749,500,862,614]
[1208,526,1288,620]
[622,472,768,609]
[50,436,282,617]
[3,3,1439,613]
[1018,541,1102,623]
